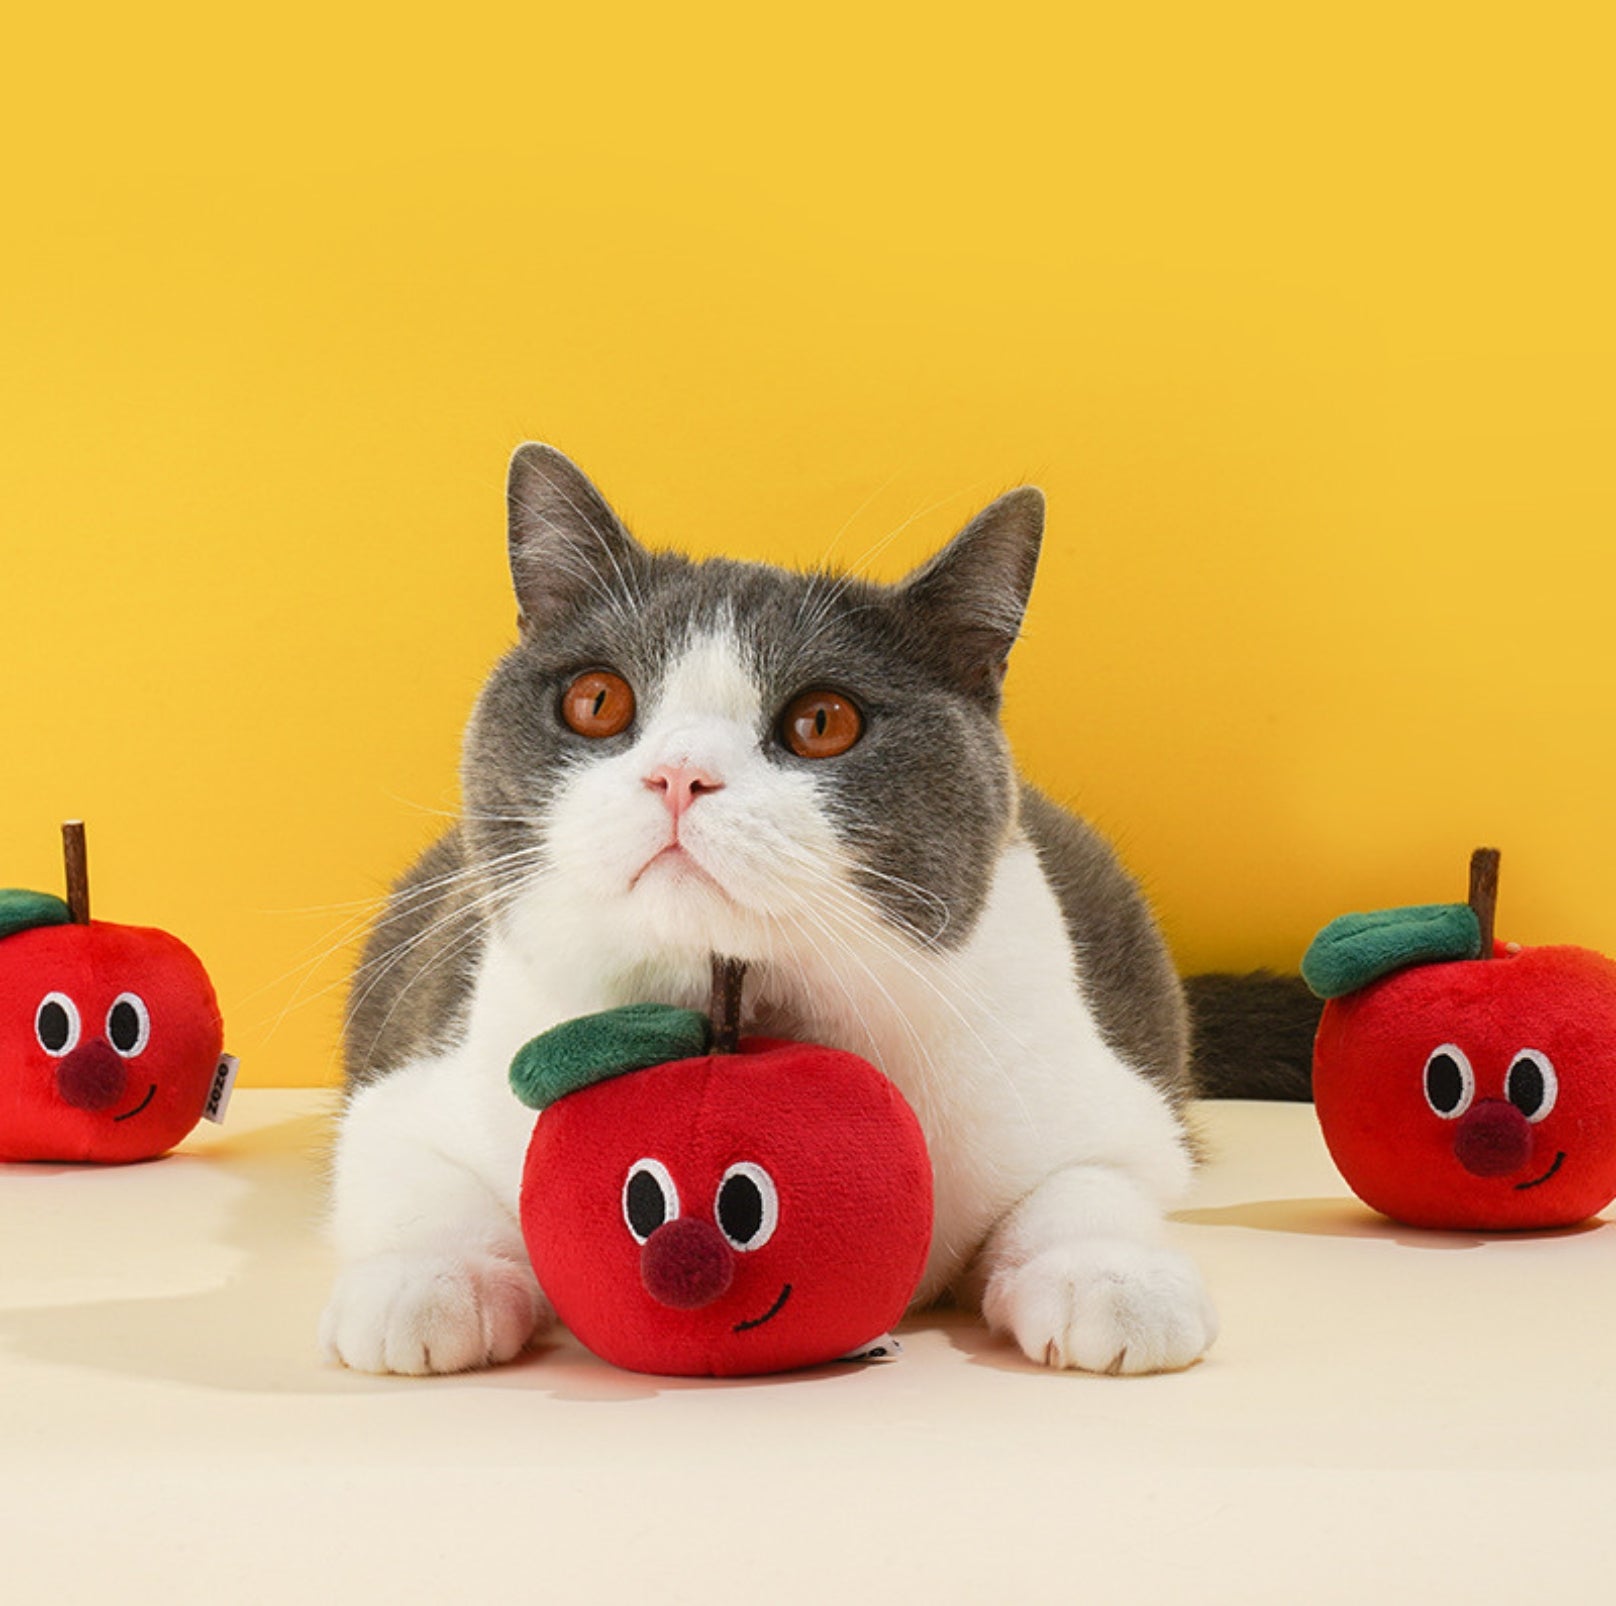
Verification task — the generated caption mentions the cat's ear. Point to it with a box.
[896,487,1045,697]
[506,443,647,635]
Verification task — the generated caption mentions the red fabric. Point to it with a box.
[1314,944,1616,1229]
[522,1037,933,1376]
[0,921,223,1164]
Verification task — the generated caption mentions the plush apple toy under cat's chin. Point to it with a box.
[510,957,934,1377]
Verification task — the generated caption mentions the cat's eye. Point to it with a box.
[562,670,635,738]
[623,1158,680,1244]
[715,1162,779,1251]
[780,689,862,759]
[1423,1044,1475,1118]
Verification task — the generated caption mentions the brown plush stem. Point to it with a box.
[62,821,91,924]
[709,955,747,1054]
[1469,847,1500,958]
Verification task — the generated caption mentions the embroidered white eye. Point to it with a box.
[107,993,151,1058]
[715,1162,779,1251]
[1506,1051,1557,1122]
[623,1158,680,1244]
[35,993,81,1057]
[1424,1044,1475,1118]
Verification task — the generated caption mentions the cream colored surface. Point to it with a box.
[2,1091,1611,1603]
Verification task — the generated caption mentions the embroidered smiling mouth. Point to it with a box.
[732,1283,792,1333]
[113,1084,157,1122]
[1515,1151,1567,1190]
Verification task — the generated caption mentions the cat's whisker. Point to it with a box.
[306,847,552,1035]
[767,888,1020,1168]
[769,900,895,1071]
[255,843,549,946]
[742,841,1029,1126]
[254,890,484,1048]
[811,913,1037,1138]
[793,484,981,648]
[342,917,493,1074]
[333,874,528,1055]
[732,843,940,1034]
[362,845,550,913]
[341,870,539,1075]
[805,466,905,587]
[731,828,953,948]
[256,864,495,922]
[382,792,546,829]
[843,865,952,943]
[234,874,482,1012]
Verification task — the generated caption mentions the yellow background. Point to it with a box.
[4,3,1612,1087]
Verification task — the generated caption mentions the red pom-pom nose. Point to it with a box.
[640,1218,735,1309]
[1453,1099,1534,1177]
[56,1040,127,1111]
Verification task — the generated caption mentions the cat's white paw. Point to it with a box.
[320,1250,550,1375]
[983,1240,1218,1375]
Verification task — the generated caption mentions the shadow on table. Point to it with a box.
[498,1340,883,1403]
[0,1111,380,1396]
[0,1113,887,1401]
[1174,1196,1607,1250]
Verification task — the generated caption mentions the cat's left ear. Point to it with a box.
[507,443,648,636]
[896,487,1045,698]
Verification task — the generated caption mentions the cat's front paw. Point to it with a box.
[320,1250,550,1375]
[983,1240,1217,1375]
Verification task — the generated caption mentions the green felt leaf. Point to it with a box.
[1301,902,1482,999]
[509,1003,712,1109]
[0,889,74,943]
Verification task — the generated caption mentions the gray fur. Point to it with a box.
[1018,786,1193,1106]
[343,828,483,1086]
[1182,972,1319,1100]
[343,445,1304,1108]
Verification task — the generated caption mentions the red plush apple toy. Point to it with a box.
[1306,848,1616,1230]
[0,822,230,1164]
[511,957,933,1377]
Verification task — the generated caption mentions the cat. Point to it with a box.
[319,443,1314,1377]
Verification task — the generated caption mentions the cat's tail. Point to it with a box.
[1184,971,1321,1101]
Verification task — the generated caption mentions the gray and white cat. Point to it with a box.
[320,444,1266,1377]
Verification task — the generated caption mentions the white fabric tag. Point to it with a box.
[202,1054,241,1125]
[838,1334,903,1363]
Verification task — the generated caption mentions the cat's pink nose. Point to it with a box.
[644,762,724,821]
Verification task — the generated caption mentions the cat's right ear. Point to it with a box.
[506,443,646,636]
[895,486,1045,699]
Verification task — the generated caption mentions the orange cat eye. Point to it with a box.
[561,670,636,738]
[781,689,863,759]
